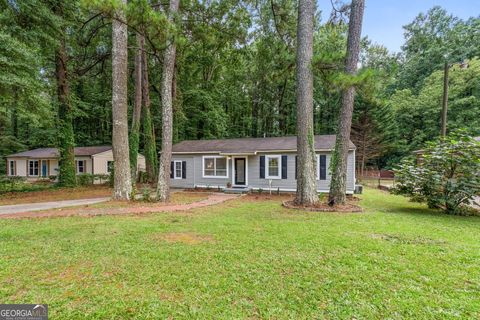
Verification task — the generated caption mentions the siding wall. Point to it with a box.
[170,155,233,189]
[18,159,27,176]
[170,151,355,192]
[49,159,59,175]
[92,150,146,175]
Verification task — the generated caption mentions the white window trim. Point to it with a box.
[265,155,281,179]
[232,156,248,186]
[317,154,327,181]
[174,160,183,179]
[76,160,86,174]
[9,160,15,176]
[202,156,229,179]
[29,160,39,177]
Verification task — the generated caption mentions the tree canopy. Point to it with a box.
[1,1,479,174]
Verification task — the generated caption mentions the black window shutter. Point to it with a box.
[295,156,297,179]
[182,161,187,179]
[281,155,288,179]
[319,155,327,180]
[170,161,174,178]
[260,156,265,179]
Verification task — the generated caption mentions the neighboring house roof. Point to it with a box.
[172,135,355,154]
[6,146,112,158]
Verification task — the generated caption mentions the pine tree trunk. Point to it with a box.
[328,0,365,206]
[111,0,132,200]
[56,37,76,187]
[294,0,318,206]
[130,32,143,185]
[157,0,180,202]
[142,38,158,183]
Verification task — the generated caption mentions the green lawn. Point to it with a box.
[0,188,479,319]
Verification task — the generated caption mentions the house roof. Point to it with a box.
[6,146,112,158]
[172,135,354,154]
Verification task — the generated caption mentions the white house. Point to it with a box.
[5,146,145,180]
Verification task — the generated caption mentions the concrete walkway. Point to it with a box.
[0,197,110,215]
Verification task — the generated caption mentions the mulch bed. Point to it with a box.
[282,200,363,213]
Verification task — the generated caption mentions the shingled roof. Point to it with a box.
[7,146,112,158]
[172,135,355,154]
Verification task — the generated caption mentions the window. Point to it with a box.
[29,160,39,176]
[107,161,114,173]
[317,154,327,180]
[174,161,183,179]
[76,160,85,174]
[9,160,15,176]
[203,156,228,178]
[266,155,281,179]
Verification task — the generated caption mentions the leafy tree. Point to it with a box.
[398,6,480,91]
[351,94,396,175]
[394,133,480,215]
[392,57,480,154]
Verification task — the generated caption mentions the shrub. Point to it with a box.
[393,133,480,215]
[137,171,148,184]
[108,168,114,187]
[141,185,153,202]
[93,174,109,185]
[0,175,53,193]
[77,174,94,186]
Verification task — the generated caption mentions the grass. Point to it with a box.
[0,188,479,319]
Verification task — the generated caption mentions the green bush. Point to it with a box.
[108,168,114,187]
[93,174,109,185]
[394,132,480,215]
[137,171,148,184]
[0,175,53,193]
[77,174,94,186]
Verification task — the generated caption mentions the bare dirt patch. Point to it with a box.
[0,186,112,205]
[282,200,363,213]
[154,232,215,245]
[244,193,295,202]
[0,193,238,219]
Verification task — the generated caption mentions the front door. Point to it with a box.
[234,158,246,186]
[41,160,48,177]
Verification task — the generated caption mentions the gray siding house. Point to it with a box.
[170,135,356,193]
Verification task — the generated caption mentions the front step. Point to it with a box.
[223,187,251,194]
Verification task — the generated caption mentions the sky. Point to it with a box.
[317,0,480,53]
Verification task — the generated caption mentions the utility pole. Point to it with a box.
[441,60,449,138]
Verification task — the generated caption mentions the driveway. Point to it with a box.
[0,197,110,215]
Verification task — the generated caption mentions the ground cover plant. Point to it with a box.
[0,188,479,319]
